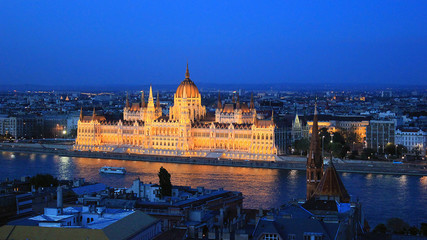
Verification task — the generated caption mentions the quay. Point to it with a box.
[0,143,426,176]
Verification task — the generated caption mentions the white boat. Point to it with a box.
[99,166,126,175]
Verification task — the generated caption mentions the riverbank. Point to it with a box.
[1,143,426,176]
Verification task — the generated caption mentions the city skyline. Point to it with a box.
[1,1,427,88]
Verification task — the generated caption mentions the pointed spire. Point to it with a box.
[217,91,222,109]
[148,85,154,107]
[141,91,145,107]
[308,103,322,168]
[149,85,153,100]
[79,107,83,121]
[125,92,130,108]
[156,91,160,108]
[185,61,190,79]
[232,92,235,103]
[250,93,255,109]
[294,111,300,126]
[236,92,240,109]
[314,98,318,116]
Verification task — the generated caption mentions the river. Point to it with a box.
[1,151,426,227]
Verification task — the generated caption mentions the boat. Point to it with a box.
[99,166,126,175]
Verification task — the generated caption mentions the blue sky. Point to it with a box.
[1,1,426,87]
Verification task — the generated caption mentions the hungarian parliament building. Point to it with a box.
[74,65,277,160]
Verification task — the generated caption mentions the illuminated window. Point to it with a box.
[263,234,279,240]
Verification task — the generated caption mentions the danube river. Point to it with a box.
[1,151,426,227]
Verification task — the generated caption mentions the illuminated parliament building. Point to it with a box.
[74,64,277,160]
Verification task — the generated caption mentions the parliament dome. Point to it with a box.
[175,63,200,98]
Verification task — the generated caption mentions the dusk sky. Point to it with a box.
[1,1,427,88]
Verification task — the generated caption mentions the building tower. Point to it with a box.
[249,93,254,109]
[146,85,155,122]
[306,102,323,200]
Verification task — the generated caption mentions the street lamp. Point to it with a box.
[330,133,334,159]
[322,136,325,160]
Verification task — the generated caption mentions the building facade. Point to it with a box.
[395,128,427,156]
[74,65,277,160]
[366,120,395,152]
[292,114,369,145]
[0,116,23,138]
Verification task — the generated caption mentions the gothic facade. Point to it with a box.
[74,64,277,160]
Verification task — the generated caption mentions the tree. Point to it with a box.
[158,166,172,197]
[319,128,331,152]
[294,138,310,155]
[341,127,362,144]
[331,131,346,145]
[396,144,408,156]
[373,223,387,234]
[30,174,58,189]
[409,226,419,236]
[421,223,427,236]
[387,218,410,234]
[361,148,376,160]
[412,146,422,157]
[384,143,395,155]
[349,150,358,159]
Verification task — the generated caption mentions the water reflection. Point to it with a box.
[0,151,425,227]
[420,176,427,187]
[399,175,408,187]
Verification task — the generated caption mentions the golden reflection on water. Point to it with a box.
[72,157,282,208]
[0,152,426,226]
[420,176,427,187]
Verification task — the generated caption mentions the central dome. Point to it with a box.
[175,63,200,98]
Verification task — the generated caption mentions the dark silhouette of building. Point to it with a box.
[306,103,323,200]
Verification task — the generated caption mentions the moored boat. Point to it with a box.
[99,166,126,175]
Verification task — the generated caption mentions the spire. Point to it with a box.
[217,91,222,109]
[156,91,160,108]
[308,103,322,168]
[185,61,190,79]
[148,85,154,107]
[236,92,240,109]
[79,107,83,121]
[232,92,235,103]
[141,91,146,107]
[250,93,255,109]
[294,111,300,126]
[149,85,153,100]
[125,92,130,108]
[306,103,323,200]
[314,98,318,115]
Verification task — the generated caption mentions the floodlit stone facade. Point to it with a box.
[74,64,277,160]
